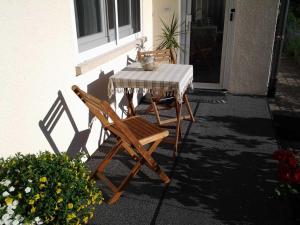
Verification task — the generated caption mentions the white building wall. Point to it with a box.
[0,0,153,158]
[228,0,280,95]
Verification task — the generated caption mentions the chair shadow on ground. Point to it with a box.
[39,90,90,159]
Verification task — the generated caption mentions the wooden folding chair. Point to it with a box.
[72,85,170,204]
[137,49,176,64]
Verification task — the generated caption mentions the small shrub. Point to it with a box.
[0,152,103,225]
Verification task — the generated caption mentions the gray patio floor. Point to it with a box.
[87,90,296,225]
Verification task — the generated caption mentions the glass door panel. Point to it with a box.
[189,0,226,83]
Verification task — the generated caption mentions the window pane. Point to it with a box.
[107,0,115,29]
[117,0,130,27]
[75,0,102,37]
[131,0,140,33]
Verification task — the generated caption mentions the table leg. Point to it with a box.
[125,88,135,117]
[183,93,195,122]
[174,98,182,157]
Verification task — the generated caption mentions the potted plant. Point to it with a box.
[0,152,103,225]
[156,12,182,61]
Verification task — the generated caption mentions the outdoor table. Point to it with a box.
[108,63,195,155]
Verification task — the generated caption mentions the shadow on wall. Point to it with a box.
[39,91,90,159]
[87,69,143,119]
[86,70,115,145]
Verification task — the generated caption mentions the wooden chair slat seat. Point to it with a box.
[110,116,169,145]
[72,85,170,205]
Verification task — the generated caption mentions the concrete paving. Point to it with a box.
[87,91,296,225]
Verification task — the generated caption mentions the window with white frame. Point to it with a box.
[74,0,141,52]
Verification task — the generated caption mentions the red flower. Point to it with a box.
[278,164,292,182]
[291,169,300,183]
[287,156,298,168]
[273,149,291,161]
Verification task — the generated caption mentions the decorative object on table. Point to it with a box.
[273,148,300,221]
[140,54,155,71]
[0,152,103,225]
[136,38,146,52]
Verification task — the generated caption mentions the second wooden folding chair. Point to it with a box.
[72,85,170,204]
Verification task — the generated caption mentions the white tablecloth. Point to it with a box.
[108,63,193,102]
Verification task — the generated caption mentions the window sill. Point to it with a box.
[75,37,146,76]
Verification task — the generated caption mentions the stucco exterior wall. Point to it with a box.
[0,0,153,158]
[228,0,280,95]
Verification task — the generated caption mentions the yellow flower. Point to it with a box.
[68,203,73,209]
[57,197,63,203]
[39,177,47,183]
[83,216,89,224]
[31,206,36,213]
[39,183,46,189]
[57,182,62,186]
[17,193,22,199]
[55,204,59,211]
[5,197,13,205]
[34,194,40,200]
[67,213,76,221]
[29,199,35,205]
[56,188,62,194]
[89,212,94,219]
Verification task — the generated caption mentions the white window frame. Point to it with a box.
[76,0,108,52]
[72,0,142,63]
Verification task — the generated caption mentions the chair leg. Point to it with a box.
[96,139,123,174]
[94,139,170,205]
[125,88,135,117]
[121,142,139,161]
[107,149,170,205]
[174,100,182,157]
[151,97,162,125]
[144,140,170,184]
[107,157,144,204]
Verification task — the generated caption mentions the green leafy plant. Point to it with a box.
[0,152,103,225]
[157,13,181,51]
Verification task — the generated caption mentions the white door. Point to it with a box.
[180,0,236,90]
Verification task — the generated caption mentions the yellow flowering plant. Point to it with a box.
[0,152,103,225]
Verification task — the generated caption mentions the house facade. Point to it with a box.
[0,0,280,158]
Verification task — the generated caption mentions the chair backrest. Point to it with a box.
[72,86,143,149]
[137,49,176,64]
